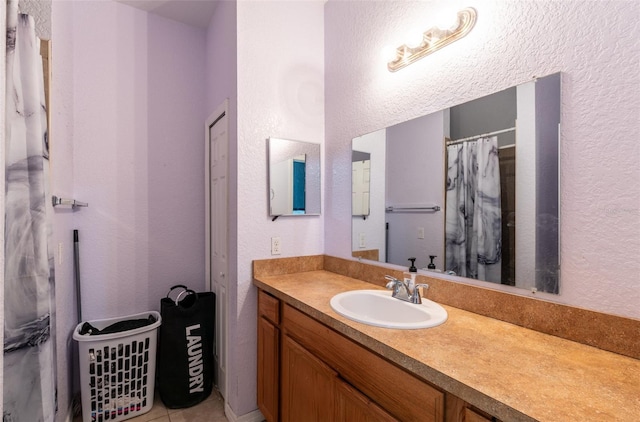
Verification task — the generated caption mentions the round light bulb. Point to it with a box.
[435,11,459,31]
[382,45,398,63]
[405,30,425,49]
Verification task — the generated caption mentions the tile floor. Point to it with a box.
[73,389,228,422]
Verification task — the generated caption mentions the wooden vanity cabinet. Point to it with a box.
[464,410,494,422]
[258,290,280,421]
[334,375,398,421]
[282,303,443,421]
[258,289,495,422]
[445,393,497,422]
[281,332,398,422]
[281,334,336,421]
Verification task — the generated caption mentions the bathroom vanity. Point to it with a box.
[258,289,493,421]
[254,257,640,422]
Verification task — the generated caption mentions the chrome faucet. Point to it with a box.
[384,275,429,304]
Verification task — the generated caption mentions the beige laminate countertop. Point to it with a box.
[254,270,640,422]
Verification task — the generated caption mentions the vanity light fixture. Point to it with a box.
[387,7,477,72]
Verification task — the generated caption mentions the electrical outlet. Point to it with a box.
[359,233,366,248]
[418,227,425,239]
[271,237,281,255]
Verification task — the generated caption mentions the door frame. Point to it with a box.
[205,99,229,399]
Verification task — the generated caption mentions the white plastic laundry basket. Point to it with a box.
[73,311,162,422]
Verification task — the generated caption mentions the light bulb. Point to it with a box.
[382,45,399,63]
[434,11,459,31]
[405,30,425,49]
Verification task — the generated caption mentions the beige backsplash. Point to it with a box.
[253,254,640,359]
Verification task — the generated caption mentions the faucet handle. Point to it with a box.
[415,283,429,292]
[384,275,400,290]
[410,283,430,304]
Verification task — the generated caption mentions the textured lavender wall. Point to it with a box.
[204,0,239,416]
[235,0,325,417]
[385,112,445,269]
[61,1,206,321]
[146,13,207,302]
[50,3,206,420]
[50,2,77,420]
[324,0,640,318]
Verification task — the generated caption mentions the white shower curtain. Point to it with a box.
[4,1,56,420]
[445,136,502,283]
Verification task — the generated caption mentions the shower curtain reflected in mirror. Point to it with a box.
[445,137,502,283]
[4,1,56,420]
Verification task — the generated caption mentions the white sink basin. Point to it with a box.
[330,290,448,329]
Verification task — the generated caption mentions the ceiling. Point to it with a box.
[115,0,219,28]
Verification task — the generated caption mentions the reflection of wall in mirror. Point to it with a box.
[304,151,321,215]
[515,75,561,293]
[352,131,386,262]
[269,138,321,215]
[386,111,445,270]
[516,81,536,289]
[534,74,560,293]
[270,159,294,215]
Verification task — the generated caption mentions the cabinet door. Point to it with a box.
[281,334,337,422]
[464,408,493,422]
[257,316,279,422]
[445,393,496,422]
[335,377,398,422]
[283,304,444,421]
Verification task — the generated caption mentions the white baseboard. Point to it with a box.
[224,402,264,422]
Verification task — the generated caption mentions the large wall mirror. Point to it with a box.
[352,73,560,294]
[269,137,321,217]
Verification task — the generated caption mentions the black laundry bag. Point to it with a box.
[157,285,215,408]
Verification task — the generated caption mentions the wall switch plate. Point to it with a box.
[271,237,281,255]
[57,243,63,265]
[359,233,366,248]
[418,227,425,239]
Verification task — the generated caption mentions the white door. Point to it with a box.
[352,159,371,215]
[205,100,228,399]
